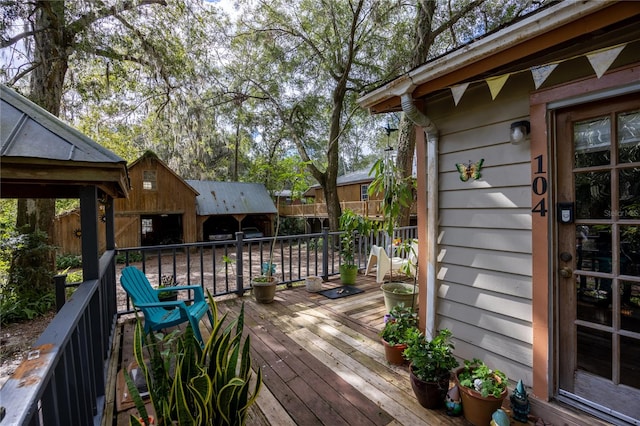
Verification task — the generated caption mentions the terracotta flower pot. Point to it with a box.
[454,367,507,426]
[409,365,450,409]
[382,339,407,365]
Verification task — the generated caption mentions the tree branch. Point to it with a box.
[67,0,168,37]
[1,28,40,49]
[89,47,154,68]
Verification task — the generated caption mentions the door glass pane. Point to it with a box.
[618,110,640,163]
[575,116,611,167]
[577,226,612,326]
[621,281,640,333]
[621,226,640,277]
[621,336,640,389]
[575,172,611,219]
[577,326,611,379]
[619,168,640,219]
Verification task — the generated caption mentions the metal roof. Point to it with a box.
[0,84,129,198]
[186,180,277,216]
[1,85,125,163]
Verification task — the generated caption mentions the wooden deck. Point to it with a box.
[105,274,571,426]
[107,274,468,425]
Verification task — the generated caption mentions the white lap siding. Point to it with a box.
[426,74,534,385]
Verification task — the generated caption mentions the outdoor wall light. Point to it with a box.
[510,120,530,144]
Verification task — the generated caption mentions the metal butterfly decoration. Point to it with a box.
[455,158,484,182]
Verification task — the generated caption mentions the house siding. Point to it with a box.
[428,73,534,384]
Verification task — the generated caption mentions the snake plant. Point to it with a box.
[124,292,262,425]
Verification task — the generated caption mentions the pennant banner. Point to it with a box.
[587,45,626,78]
[445,42,628,106]
[450,83,470,106]
[486,74,510,100]
[531,63,559,89]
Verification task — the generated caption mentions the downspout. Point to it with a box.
[400,93,439,340]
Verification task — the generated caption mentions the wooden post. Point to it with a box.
[80,186,99,280]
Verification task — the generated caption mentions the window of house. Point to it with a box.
[141,218,153,234]
[361,184,369,201]
[143,170,157,190]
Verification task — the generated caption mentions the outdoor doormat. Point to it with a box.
[318,285,364,299]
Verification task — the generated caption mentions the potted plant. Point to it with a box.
[252,262,278,303]
[403,328,458,409]
[369,159,418,306]
[124,293,263,425]
[339,209,374,285]
[251,211,281,303]
[454,358,508,426]
[157,275,178,309]
[380,239,418,312]
[379,303,418,365]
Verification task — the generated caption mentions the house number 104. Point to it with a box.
[531,154,548,216]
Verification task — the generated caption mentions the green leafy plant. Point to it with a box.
[403,329,458,383]
[339,209,375,267]
[457,358,508,398]
[379,303,418,345]
[56,254,82,269]
[115,251,143,264]
[157,274,179,300]
[368,158,415,240]
[124,293,262,425]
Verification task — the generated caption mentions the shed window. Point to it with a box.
[143,170,156,190]
[141,218,153,234]
[361,184,369,201]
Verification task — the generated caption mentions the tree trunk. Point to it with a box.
[395,0,437,226]
[14,1,69,291]
[16,1,69,244]
[395,116,416,226]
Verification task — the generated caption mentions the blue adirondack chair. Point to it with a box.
[120,266,214,347]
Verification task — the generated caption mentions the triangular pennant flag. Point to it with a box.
[531,63,558,89]
[587,44,626,78]
[450,82,470,106]
[486,74,510,100]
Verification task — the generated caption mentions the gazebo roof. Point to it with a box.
[0,84,129,199]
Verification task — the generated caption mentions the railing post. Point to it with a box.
[235,232,244,295]
[54,273,67,312]
[321,227,329,280]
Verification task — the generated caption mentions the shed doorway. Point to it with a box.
[140,214,183,246]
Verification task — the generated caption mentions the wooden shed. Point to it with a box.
[358,2,640,424]
[113,151,199,247]
[54,151,198,253]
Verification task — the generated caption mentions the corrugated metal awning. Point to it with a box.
[186,180,277,216]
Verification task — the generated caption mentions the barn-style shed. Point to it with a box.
[53,152,278,254]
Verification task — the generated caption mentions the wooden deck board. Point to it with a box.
[111,274,468,425]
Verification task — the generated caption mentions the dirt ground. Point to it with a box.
[0,311,55,388]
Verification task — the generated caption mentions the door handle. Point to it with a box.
[559,267,573,278]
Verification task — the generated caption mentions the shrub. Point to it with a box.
[115,251,143,264]
[0,291,55,325]
[0,231,54,306]
[56,254,82,270]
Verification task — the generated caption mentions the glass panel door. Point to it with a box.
[556,96,640,423]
